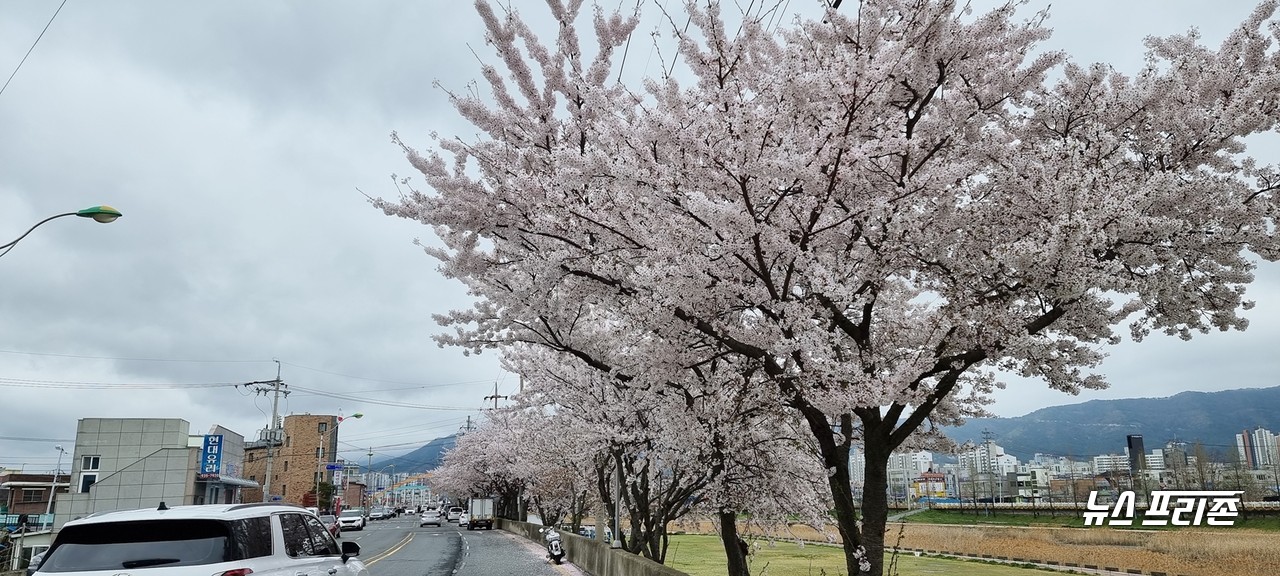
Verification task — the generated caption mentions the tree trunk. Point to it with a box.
[797,407,869,576]
[860,439,892,576]
[718,510,750,576]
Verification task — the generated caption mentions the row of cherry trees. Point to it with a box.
[432,346,832,571]
[383,1,1280,574]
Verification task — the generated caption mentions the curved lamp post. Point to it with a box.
[316,412,363,512]
[1,205,123,258]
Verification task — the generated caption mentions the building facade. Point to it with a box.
[52,418,256,531]
[242,414,340,508]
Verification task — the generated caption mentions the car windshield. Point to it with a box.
[40,518,270,572]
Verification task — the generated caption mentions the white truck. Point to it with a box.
[467,497,495,530]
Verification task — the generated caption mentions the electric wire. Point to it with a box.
[0,0,68,98]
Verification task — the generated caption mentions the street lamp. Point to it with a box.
[316,413,362,512]
[44,445,68,530]
[1,206,123,258]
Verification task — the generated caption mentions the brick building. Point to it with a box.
[243,414,344,508]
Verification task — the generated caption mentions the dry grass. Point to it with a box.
[798,522,1279,576]
[670,518,1280,576]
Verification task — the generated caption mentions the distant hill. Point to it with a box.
[370,388,1280,471]
[946,386,1280,460]
[371,433,456,473]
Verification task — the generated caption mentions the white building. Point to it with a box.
[1093,453,1130,474]
[1237,427,1278,469]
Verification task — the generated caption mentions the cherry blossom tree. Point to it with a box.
[379,1,1280,574]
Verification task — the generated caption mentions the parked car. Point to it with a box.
[457,512,470,528]
[446,506,464,522]
[419,509,442,527]
[25,551,46,576]
[338,508,367,531]
[31,503,366,576]
[319,514,341,538]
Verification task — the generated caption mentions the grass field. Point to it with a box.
[664,534,1068,576]
[664,511,1280,576]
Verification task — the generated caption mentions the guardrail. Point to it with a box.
[497,519,688,576]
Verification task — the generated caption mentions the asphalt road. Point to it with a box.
[337,513,587,576]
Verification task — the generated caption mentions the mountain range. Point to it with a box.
[371,433,457,474]
[373,386,1280,473]
[946,386,1280,460]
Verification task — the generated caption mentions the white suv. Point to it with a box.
[34,503,367,576]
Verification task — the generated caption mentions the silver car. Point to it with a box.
[419,509,442,527]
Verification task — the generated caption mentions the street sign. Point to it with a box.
[325,463,342,470]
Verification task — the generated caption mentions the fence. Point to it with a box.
[497,519,688,576]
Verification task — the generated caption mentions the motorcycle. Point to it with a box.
[539,526,565,564]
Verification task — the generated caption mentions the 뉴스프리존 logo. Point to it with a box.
[1083,490,1243,527]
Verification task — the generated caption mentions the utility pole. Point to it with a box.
[366,448,374,509]
[982,429,997,512]
[460,415,475,434]
[483,382,509,410]
[254,361,288,503]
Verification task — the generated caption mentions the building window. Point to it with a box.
[282,484,287,496]
[247,453,255,463]
[22,489,42,503]
[77,455,102,492]
[250,475,256,482]
[284,461,289,471]
[286,436,291,447]
[318,422,328,434]
[315,447,322,458]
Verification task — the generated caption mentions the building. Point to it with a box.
[242,414,343,509]
[1092,453,1130,474]
[2,418,257,570]
[0,472,69,525]
[1236,427,1278,470]
[1126,435,1146,471]
[52,419,256,531]
[911,471,948,500]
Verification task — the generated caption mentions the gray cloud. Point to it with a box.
[2,1,1278,475]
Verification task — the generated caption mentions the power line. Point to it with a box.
[288,384,478,411]
[0,349,502,390]
[0,0,68,98]
[0,376,250,389]
[0,347,269,364]
[0,434,75,443]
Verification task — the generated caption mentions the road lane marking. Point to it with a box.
[362,532,415,566]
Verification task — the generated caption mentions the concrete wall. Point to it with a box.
[497,519,688,576]
[57,419,196,529]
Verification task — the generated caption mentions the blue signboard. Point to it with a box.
[326,463,342,470]
[201,434,224,477]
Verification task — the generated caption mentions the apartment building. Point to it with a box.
[242,413,341,508]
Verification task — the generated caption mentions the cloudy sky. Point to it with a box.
[3,1,1279,474]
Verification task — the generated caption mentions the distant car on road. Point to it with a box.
[339,508,367,531]
[369,507,389,521]
[446,506,464,522]
[458,512,470,528]
[419,509,442,527]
